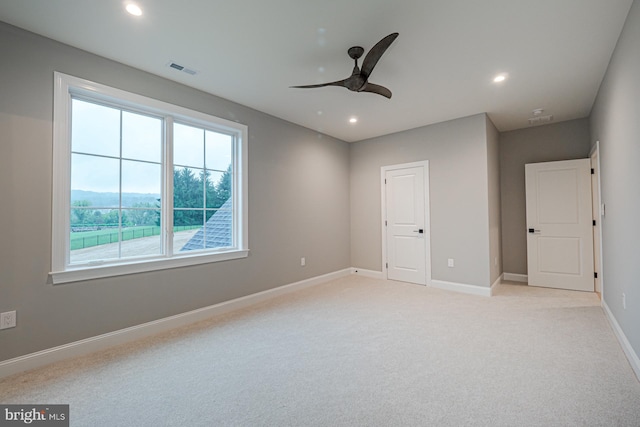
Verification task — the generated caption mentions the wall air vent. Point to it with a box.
[167,61,198,76]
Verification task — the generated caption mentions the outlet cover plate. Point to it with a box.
[0,311,16,329]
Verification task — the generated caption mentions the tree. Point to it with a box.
[71,200,92,226]
[173,167,203,226]
[127,202,160,227]
[171,166,232,227]
[103,209,123,227]
[91,210,104,225]
[215,165,232,207]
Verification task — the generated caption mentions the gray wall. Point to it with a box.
[350,114,493,287]
[0,23,351,361]
[499,119,591,275]
[486,117,502,285]
[590,0,640,360]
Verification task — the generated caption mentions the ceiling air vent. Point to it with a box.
[528,115,553,125]
[167,61,198,76]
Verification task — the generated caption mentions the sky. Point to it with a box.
[70,99,232,194]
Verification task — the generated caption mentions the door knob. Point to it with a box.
[413,229,424,234]
[528,228,541,233]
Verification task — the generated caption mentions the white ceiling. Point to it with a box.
[0,0,633,142]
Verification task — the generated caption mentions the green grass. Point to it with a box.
[70,225,201,250]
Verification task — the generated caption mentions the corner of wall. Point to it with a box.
[485,114,503,285]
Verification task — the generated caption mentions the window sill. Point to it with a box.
[50,249,249,284]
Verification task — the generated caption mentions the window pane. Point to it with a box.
[204,208,232,249]
[70,206,100,228]
[71,153,120,197]
[122,160,161,196]
[174,123,204,168]
[205,131,232,171]
[205,170,225,208]
[71,99,120,157]
[120,209,162,258]
[173,166,204,208]
[174,210,205,251]
[124,208,161,227]
[173,224,200,252]
[71,191,120,208]
[122,111,162,163]
[69,210,121,264]
[173,209,203,229]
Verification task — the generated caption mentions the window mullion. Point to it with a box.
[164,116,174,258]
[232,134,239,248]
[118,110,124,260]
[202,130,207,250]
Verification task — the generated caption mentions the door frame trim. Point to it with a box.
[380,160,431,284]
[590,141,604,299]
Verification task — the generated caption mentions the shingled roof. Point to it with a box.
[180,198,232,251]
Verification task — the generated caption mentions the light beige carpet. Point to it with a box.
[1,276,639,426]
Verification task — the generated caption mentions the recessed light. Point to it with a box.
[126,3,143,16]
[493,73,508,83]
[349,117,358,124]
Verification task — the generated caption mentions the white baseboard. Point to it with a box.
[429,279,492,297]
[354,270,496,297]
[0,268,351,379]
[503,272,528,283]
[490,273,504,296]
[602,300,640,381]
[350,268,384,279]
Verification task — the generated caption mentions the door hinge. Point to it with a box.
[384,179,387,184]
[593,220,596,226]
[594,272,598,279]
[386,262,388,269]
[385,220,387,226]
[591,168,595,174]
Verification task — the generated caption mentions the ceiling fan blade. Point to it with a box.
[360,32,399,79]
[290,79,349,89]
[359,82,392,99]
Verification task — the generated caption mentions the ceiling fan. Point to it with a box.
[291,32,399,99]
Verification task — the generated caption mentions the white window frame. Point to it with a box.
[51,72,248,284]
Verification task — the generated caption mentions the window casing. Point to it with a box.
[52,72,248,284]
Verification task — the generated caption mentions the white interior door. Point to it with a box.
[525,159,594,291]
[384,165,427,285]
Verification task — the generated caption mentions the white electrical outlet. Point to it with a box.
[0,311,16,330]
[622,293,626,310]
[447,258,454,268]
[301,257,306,267]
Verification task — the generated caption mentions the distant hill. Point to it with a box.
[71,190,160,208]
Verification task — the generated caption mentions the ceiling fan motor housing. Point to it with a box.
[348,46,365,60]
